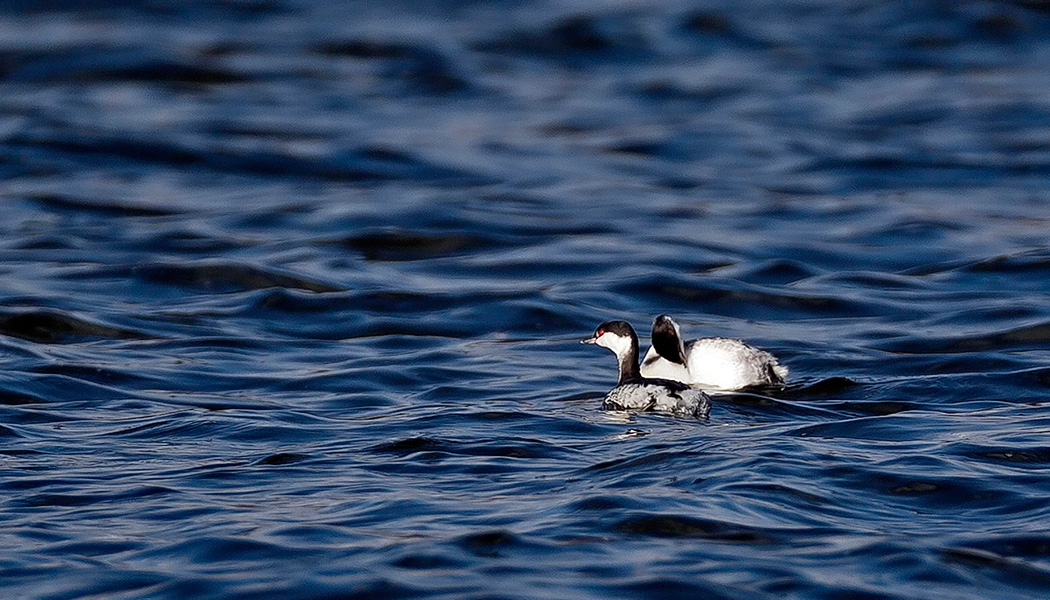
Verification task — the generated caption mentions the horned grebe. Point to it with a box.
[641,314,787,391]
[583,320,711,418]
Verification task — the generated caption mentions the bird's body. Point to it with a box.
[583,320,711,418]
[641,315,787,391]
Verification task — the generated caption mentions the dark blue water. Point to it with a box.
[3,1,1050,598]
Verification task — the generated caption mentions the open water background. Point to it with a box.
[3,1,1050,598]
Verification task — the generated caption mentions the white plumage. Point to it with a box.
[640,315,788,391]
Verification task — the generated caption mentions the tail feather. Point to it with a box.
[767,362,789,384]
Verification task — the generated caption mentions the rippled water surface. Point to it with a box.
[3,1,1050,598]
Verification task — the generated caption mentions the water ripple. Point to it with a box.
[2,1,1050,599]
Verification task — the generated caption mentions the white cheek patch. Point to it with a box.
[673,321,686,358]
[597,332,631,356]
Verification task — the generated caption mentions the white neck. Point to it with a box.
[597,332,639,383]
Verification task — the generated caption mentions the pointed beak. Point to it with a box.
[581,336,597,345]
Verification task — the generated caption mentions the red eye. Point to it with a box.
[597,329,605,336]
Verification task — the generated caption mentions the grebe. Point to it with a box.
[583,320,711,418]
[641,314,787,391]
